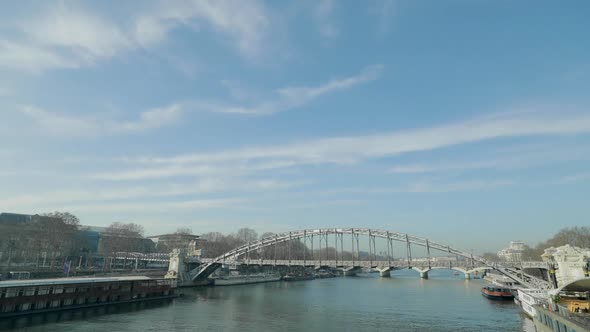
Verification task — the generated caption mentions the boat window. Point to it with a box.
[53,287,64,294]
[5,288,18,298]
[2,304,15,313]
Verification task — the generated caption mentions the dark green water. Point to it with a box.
[1,270,535,332]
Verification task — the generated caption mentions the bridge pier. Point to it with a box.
[341,266,362,276]
[464,272,471,280]
[419,271,429,279]
[376,267,392,278]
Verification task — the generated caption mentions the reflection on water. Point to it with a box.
[1,270,535,332]
[0,300,173,331]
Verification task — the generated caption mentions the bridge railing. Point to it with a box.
[219,259,490,269]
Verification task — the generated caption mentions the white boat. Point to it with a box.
[516,288,548,318]
[485,272,521,292]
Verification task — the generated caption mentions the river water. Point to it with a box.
[1,270,535,332]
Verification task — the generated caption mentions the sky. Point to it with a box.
[1,0,589,253]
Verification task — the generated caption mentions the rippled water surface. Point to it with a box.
[1,270,535,332]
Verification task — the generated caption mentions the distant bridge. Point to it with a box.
[188,228,554,289]
[210,258,548,279]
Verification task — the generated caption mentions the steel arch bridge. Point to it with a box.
[190,228,553,289]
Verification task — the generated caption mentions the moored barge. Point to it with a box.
[481,286,515,300]
[213,273,281,286]
[0,276,176,318]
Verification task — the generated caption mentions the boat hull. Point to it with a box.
[282,275,315,282]
[213,275,281,286]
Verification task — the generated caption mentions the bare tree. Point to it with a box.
[101,222,146,255]
[200,232,244,258]
[175,227,193,235]
[33,213,80,267]
[236,228,258,243]
[106,222,144,237]
[482,252,501,262]
[543,226,590,248]
[41,211,80,226]
[526,226,590,259]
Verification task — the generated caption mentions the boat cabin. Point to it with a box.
[0,276,176,317]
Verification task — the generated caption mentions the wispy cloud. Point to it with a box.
[558,172,590,184]
[0,1,273,73]
[0,4,130,73]
[206,64,384,115]
[405,179,514,193]
[21,4,131,61]
[0,178,304,212]
[312,0,338,39]
[61,198,240,213]
[0,87,13,96]
[314,178,514,196]
[0,40,79,73]
[135,0,272,59]
[99,110,590,180]
[390,144,590,174]
[12,65,381,135]
[18,103,184,137]
[369,0,395,35]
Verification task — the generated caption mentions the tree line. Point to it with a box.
[482,226,590,262]
[0,211,153,269]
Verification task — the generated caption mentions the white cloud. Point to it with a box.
[21,4,131,62]
[313,0,338,39]
[13,65,380,135]
[0,4,130,73]
[0,40,78,73]
[314,179,514,196]
[1,0,273,73]
[390,161,501,174]
[207,64,384,115]
[134,0,271,58]
[116,104,184,132]
[390,143,590,174]
[0,87,13,96]
[369,0,395,35]
[0,178,304,211]
[405,179,513,193]
[18,103,184,137]
[19,105,101,136]
[558,172,590,184]
[98,110,590,180]
[61,198,239,213]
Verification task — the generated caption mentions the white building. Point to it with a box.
[541,244,590,287]
[498,241,527,261]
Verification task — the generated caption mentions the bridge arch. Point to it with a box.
[213,228,480,264]
[188,228,551,289]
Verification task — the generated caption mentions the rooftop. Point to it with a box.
[0,276,151,288]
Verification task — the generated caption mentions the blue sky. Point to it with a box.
[1,0,589,253]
